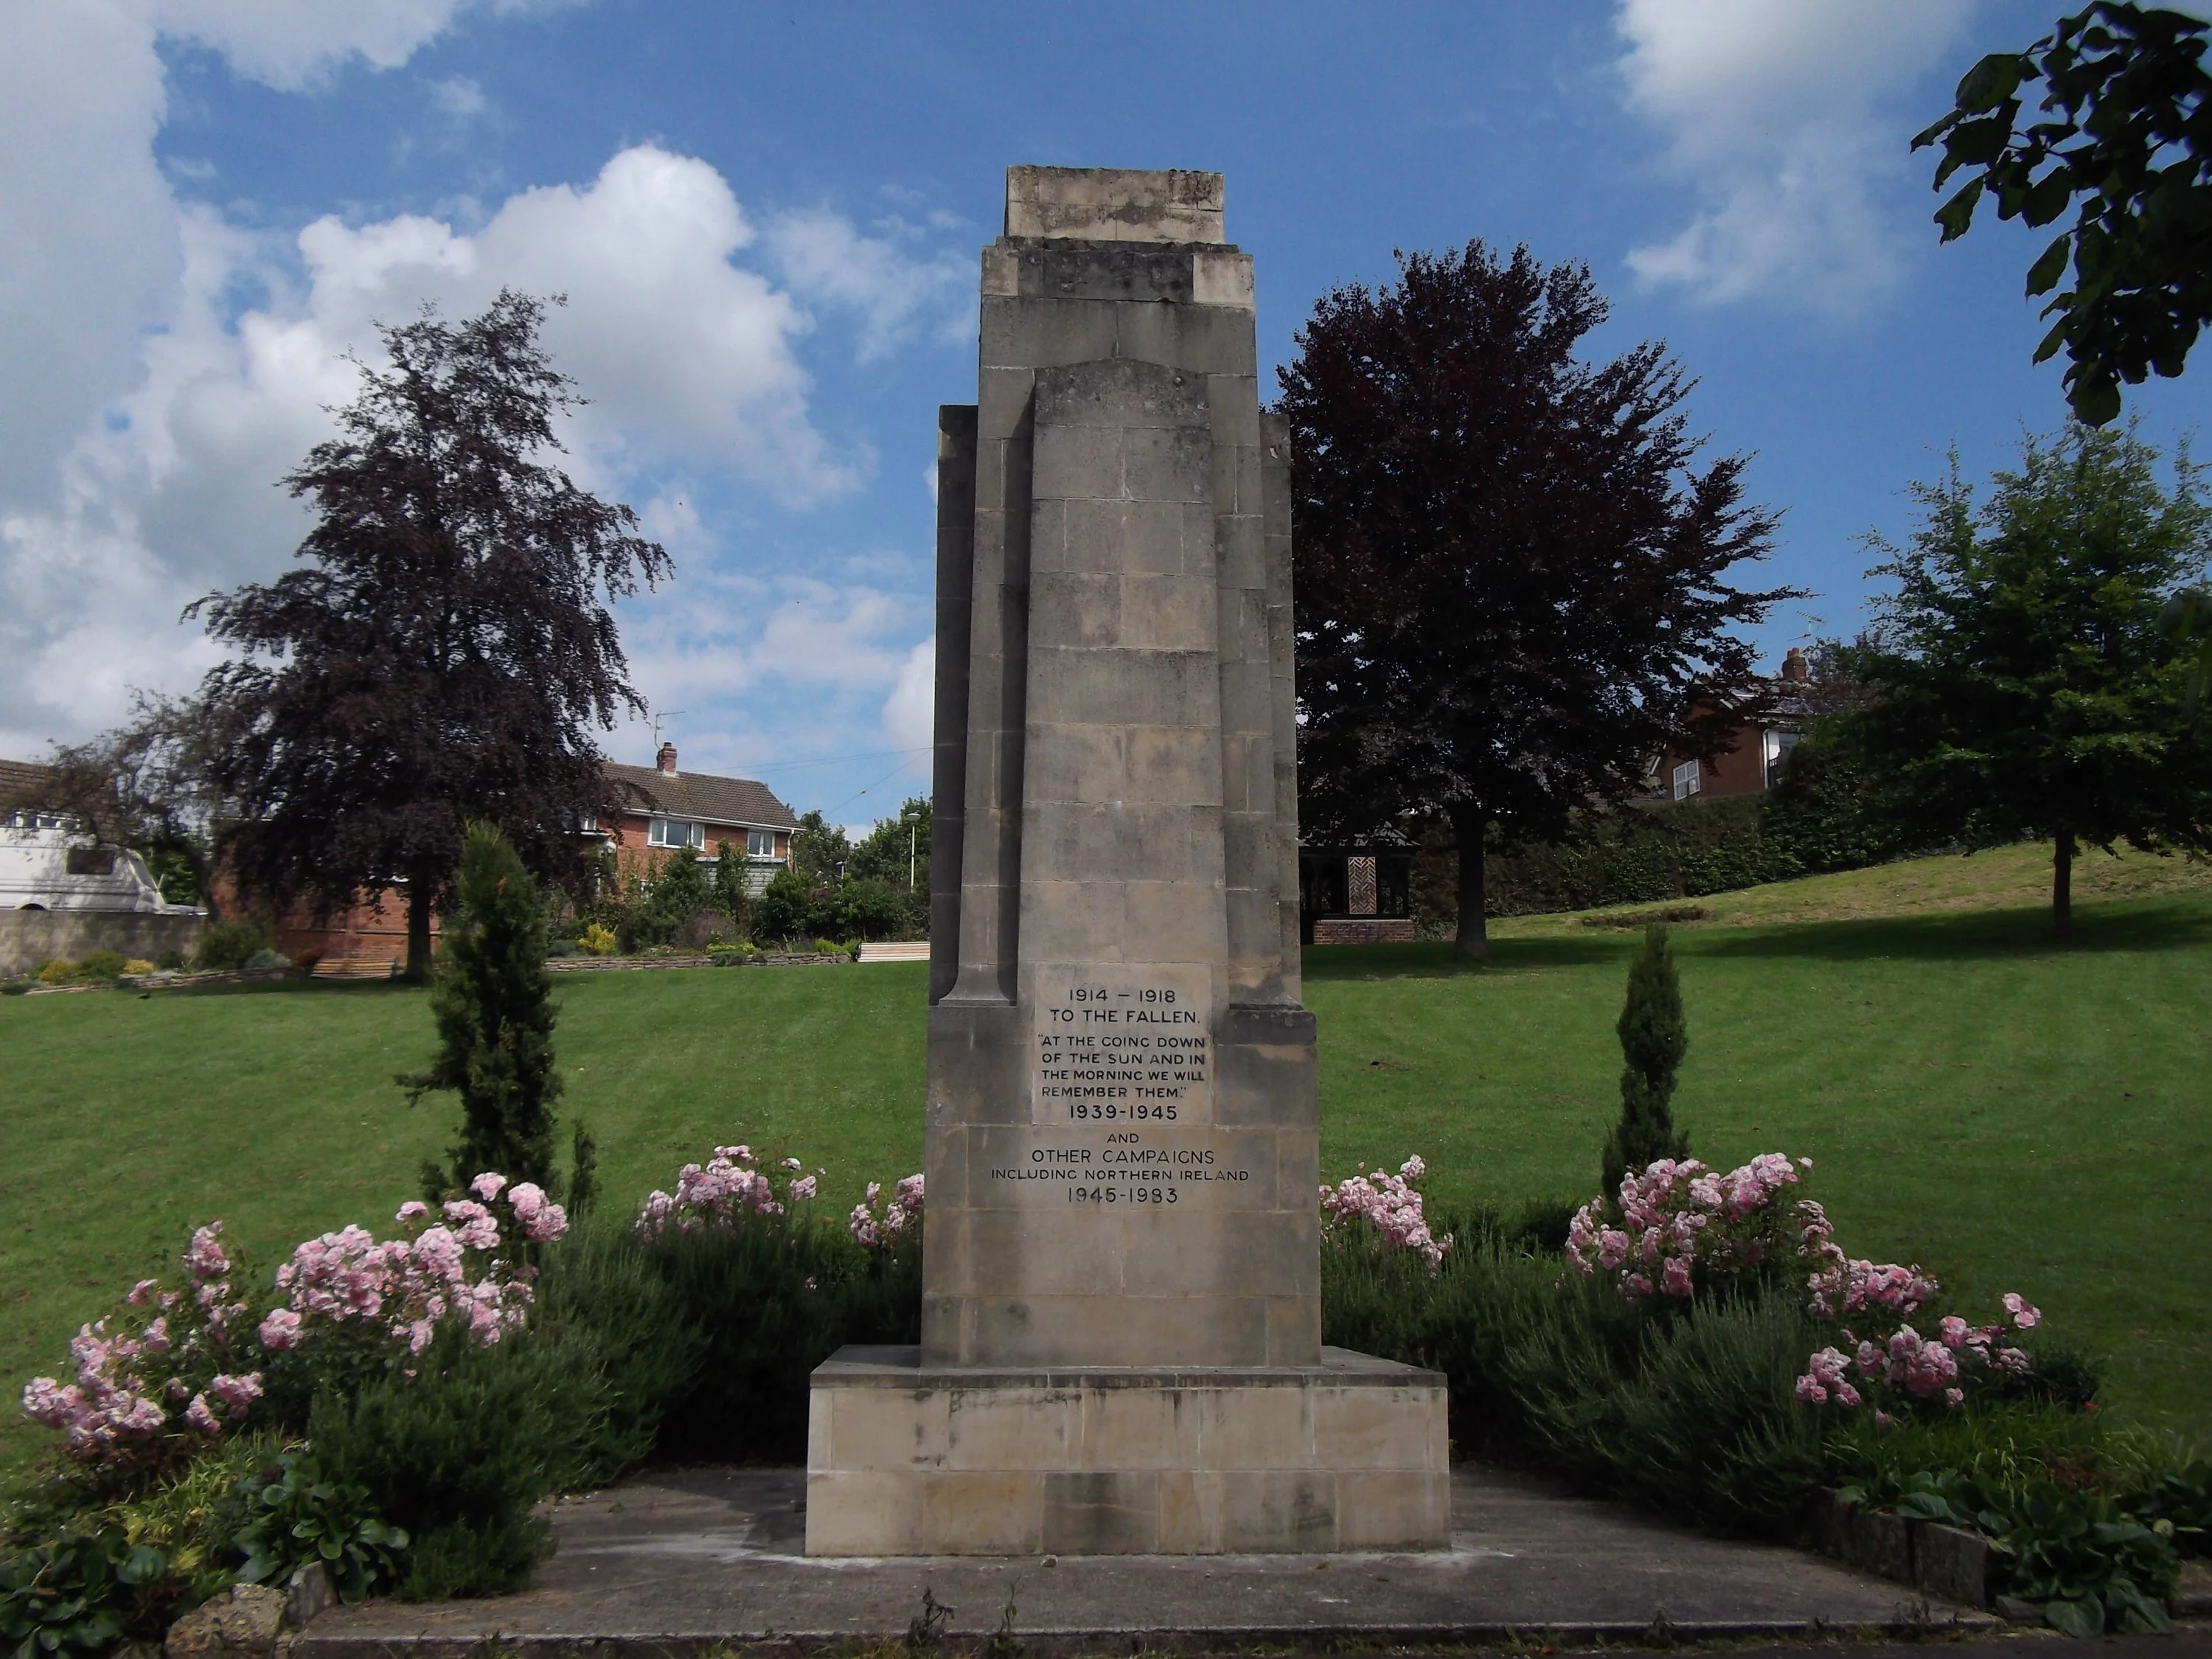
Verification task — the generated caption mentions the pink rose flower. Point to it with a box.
[258,1309,303,1352]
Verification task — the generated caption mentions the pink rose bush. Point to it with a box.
[1565,1152,2045,1419]
[849,1175,925,1250]
[21,1174,564,1470]
[1320,1156,1448,1267]
[21,1224,262,1467]
[635,1144,820,1236]
[1566,1154,1810,1298]
[266,1177,563,1357]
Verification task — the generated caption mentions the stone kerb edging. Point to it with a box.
[1807,1489,1996,1611]
[543,952,855,973]
[21,967,299,996]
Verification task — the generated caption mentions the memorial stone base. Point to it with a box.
[805,1346,1450,1556]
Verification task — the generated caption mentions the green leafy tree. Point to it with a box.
[1601,924,1690,1197]
[787,810,851,884]
[625,844,711,950]
[751,866,812,944]
[2164,582,2212,701]
[838,877,906,939]
[403,823,563,1193]
[847,796,931,937]
[1915,3,2212,424]
[1849,422,2212,936]
[712,840,753,935]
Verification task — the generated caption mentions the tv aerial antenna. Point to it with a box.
[650,709,689,751]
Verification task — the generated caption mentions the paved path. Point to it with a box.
[299,1465,1990,1655]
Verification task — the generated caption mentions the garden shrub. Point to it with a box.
[35,961,75,985]
[621,1150,921,1464]
[403,824,565,1196]
[577,922,617,956]
[239,949,291,973]
[308,1325,602,1600]
[74,951,131,984]
[155,950,186,972]
[122,959,156,977]
[1520,1286,1829,1529]
[0,1526,177,1655]
[232,1453,407,1603]
[192,922,274,973]
[526,1229,703,1487]
[1601,925,1689,1197]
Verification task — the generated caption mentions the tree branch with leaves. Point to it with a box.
[1916,3,2212,424]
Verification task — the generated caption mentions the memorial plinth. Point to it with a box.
[805,167,1447,1557]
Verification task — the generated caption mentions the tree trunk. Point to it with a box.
[1450,805,1489,962]
[2053,831,2074,940]
[406,875,434,983]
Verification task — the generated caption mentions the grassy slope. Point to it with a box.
[2,841,2205,1470]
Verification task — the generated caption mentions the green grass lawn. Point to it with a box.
[3,841,2207,1472]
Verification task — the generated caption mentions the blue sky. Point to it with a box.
[5,1,2208,832]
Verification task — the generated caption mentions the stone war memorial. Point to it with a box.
[805,167,1449,1558]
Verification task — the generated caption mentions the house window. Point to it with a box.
[747,828,776,858]
[648,818,705,849]
[1764,731,1802,790]
[1671,759,1701,801]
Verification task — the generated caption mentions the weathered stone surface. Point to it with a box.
[807,1346,1447,1556]
[1913,1520,1994,1608]
[1003,166,1224,244]
[165,1585,285,1659]
[283,1565,335,1631]
[296,1464,1977,1655]
[823,164,1430,1558]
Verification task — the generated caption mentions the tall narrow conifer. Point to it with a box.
[404,822,563,1194]
[1601,924,1689,1197]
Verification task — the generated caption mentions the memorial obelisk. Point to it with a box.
[805,167,1447,1557]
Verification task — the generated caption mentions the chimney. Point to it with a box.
[1780,647,1809,684]
[656,742,678,775]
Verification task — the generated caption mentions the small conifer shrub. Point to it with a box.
[403,823,563,1194]
[1601,923,1689,1196]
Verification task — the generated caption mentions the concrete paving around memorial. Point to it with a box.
[296,1464,2003,1656]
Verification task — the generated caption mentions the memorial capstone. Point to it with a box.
[805,166,1448,1557]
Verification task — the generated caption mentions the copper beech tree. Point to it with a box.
[191,291,669,979]
[1279,242,1791,959]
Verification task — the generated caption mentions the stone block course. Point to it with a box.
[807,1347,1449,1555]
[825,164,1435,1559]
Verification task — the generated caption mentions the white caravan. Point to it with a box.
[0,813,201,914]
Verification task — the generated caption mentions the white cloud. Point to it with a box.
[0,1,961,766]
[150,0,560,91]
[883,637,934,753]
[1615,0,1978,313]
[428,74,489,119]
[765,208,974,363]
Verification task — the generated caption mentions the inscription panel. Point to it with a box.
[978,1124,1267,1210]
[1030,963,1212,1124]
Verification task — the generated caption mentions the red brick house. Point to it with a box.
[594,742,799,892]
[1651,647,1823,802]
[275,745,798,967]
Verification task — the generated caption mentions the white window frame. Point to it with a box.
[647,817,706,850]
[1762,729,1801,788]
[747,828,777,858]
[1671,759,1701,801]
